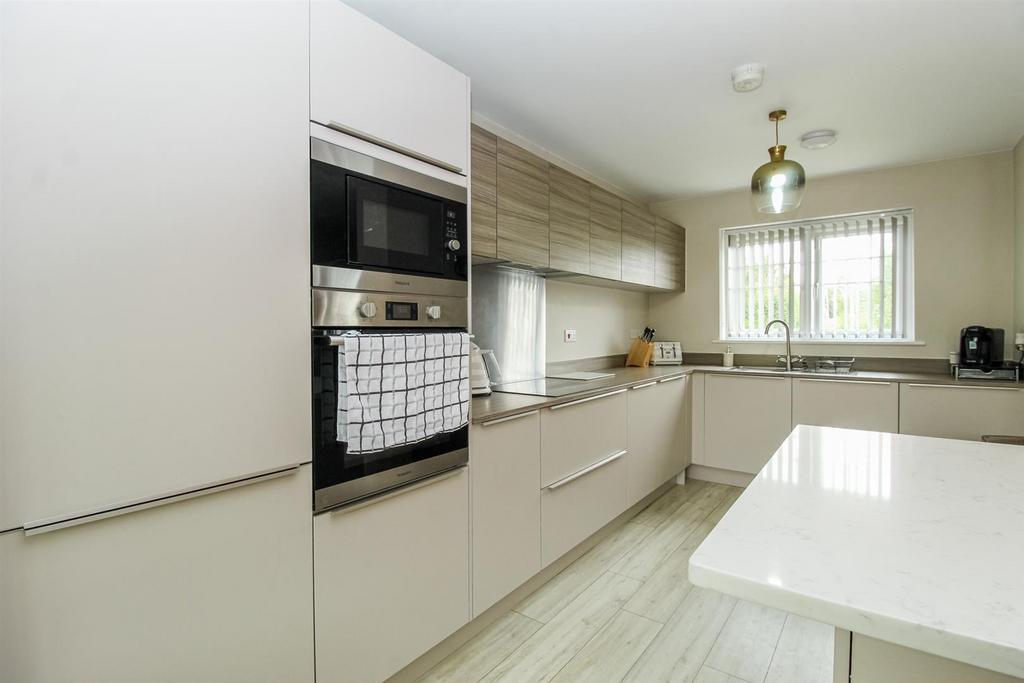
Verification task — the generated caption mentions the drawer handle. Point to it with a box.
[23,463,304,536]
[797,378,891,386]
[329,466,465,516]
[631,382,658,390]
[546,450,627,490]
[905,383,1019,392]
[481,410,539,427]
[549,389,627,411]
[658,375,684,383]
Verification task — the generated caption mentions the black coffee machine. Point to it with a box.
[959,326,1005,368]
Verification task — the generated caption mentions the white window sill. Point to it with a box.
[714,338,926,347]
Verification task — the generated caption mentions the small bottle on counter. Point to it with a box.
[723,346,735,368]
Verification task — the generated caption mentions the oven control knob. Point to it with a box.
[359,302,378,319]
[446,239,461,252]
[425,305,442,320]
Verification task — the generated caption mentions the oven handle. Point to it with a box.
[328,465,466,516]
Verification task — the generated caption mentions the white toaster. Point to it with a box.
[651,341,683,365]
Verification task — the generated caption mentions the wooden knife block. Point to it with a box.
[625,338,655,367]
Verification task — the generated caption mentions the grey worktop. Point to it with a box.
[471,364,1021,424]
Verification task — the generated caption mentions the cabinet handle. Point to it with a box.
[631,382,658,390]
[658,375,684,383]
[326,120,464,174]
[23,462,304,536]
[481,410,539,427]
[797,378,891,386]
[329,466,466,516]
[549,389,627,411]
[905,383,1019,392]
[546,450,628,490]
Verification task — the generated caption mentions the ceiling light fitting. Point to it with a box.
[800,129,837,150]
[751,109,806,214]
[731,63,765,92]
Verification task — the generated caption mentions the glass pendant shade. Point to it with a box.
[751,144,805,214]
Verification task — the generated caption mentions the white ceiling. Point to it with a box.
[348,0,1024,202]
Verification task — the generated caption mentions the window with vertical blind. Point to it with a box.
[719,209,914,342]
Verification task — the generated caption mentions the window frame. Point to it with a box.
[717,208,915,344]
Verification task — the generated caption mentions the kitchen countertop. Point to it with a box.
[688,424,1024,678]
[471,364,1021,424]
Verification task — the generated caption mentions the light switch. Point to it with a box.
[564,329,577,343]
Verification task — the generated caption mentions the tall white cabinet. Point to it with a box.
[0,1,311,531]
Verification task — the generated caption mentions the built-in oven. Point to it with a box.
[311,278,469,513]
[310,137,468,286]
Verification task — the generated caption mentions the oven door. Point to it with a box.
[311,329,469,513]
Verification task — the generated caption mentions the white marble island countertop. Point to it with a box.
[689,425,1024,679]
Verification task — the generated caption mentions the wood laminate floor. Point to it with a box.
[419,481,833,683]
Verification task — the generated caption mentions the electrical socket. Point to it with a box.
[564,329,577,343]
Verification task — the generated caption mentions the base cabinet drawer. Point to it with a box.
[470,412,542,617]
[0,467,314,683]
[314,468,470,683]
[899,383,1024,441]
[540,389,627,486]
[541,451,628,566]
[793,378,898,433]
[705,374,793,474]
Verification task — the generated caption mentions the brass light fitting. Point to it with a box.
[751,109,806,214]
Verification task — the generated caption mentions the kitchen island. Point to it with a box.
[689,425,1024,682]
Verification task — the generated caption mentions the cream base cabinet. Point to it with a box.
[314,468,470,683]
[899,383,1024,441]
[470,412,542,617]
[627,376,690,505]
[0,467,314,683]
[793,378,899,433]
[310,0,469,173]
[705,375,793,474]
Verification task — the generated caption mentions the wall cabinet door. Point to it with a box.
[627,376,689,506]
[0,1,310,531]
[496,139,550,267]
[471,125,498,258]
[621,201,656,286]
[540,390,628,486]
[589,185,623,280]
[705,375,793,474]
[793,378,899,433]
[314,468,470,683]
[899,383,1024,441]
[470,412,542,617]
[549,166,591,273]
[655,217,685,290]
[310,0,469,173]
[0,467,314,683]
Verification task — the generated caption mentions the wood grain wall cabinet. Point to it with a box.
[621,201,656,286]
[589,185,623,280]
[898,383,1024,441]
[314,468,470,683]
[792,379,899,433]
[496,138,550,267]
[548,165,592,273]
[310,0,470,174]
[705,375,792,474]
[0,467,314,683]
[655,217,685,290]
[0,0,310,531]
[470,125,498,258]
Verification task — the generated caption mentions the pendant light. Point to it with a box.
[751,109,806,214]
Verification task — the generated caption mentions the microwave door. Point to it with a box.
[347,176,445,275]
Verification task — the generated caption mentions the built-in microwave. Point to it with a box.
[310,137,468,283]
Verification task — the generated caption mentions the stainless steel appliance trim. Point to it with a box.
[481,410,539,427]
[323,120,465,176]
[724,374,788,381]
[311,136,466,201]
[905,383,1019,392]
[312,288,468,329]
[546,450,628,491]
[23,463,304,536]
[631,382,658,390]
[328,465,466,516]
[796,378,892,386]
[548,389,627,411]
[312,265,468,298]
[314,446,468,513]
[658,376,684,383]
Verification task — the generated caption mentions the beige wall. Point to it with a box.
[546,280,649,362]
[1015,136,1024,338]
[649,151,1015,358]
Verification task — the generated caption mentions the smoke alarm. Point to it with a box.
[800,129,838,149]
[731,63,765,92]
